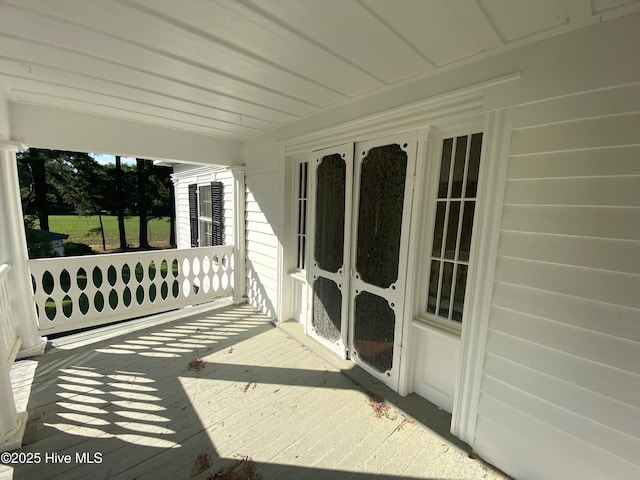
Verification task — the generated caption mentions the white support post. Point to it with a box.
[229,166,246,304]
[0,142,47,359]
[0,353,27,453]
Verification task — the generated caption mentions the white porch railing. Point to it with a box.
[0,264,21,365]
[29,246,234,335]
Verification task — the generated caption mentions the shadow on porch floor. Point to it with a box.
[3,302,508,480]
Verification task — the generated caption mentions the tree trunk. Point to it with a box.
[115,156,127,250]
[98,211,106,251]
[30,155,49,231]
[137,158,150,249]
[168,175,176,247]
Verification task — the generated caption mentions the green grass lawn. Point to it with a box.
[46,215,172,251]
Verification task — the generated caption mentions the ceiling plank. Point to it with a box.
[0,35,298,124]
[564,0,594,22]
[0,61,276,131]
[241,0,432,84]
[0,3,322,115]
[448,0,504,49]
[10,78,262,137]
[4,0,345,107]
[126,0,382,98]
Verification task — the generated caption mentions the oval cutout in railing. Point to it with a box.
[109,289,118,310]
[172,259,179,278]
[45,297,56,320]
[149,284,157,302]
[182,258,190,277]
[192,257,200,276]
[77,268,87,290]
[92,266,103,288]
[43,271,54,295]
[222,273,229,290]
[31,275,36,294]
[62,295,73,318]
[108,265,117,286]
[94,291,104,312]
[160,260,168,279]
[202,256,210,275]
[122,264,131,284]
[148,261,156,281]
[135,262,144,282]
[60,269,71,293]
[136,285,144,305]
[123,287,132,307]
[161,281,168,300]
[79,293,89,315]
[172,280,179,298]
[182,279,190,297]
[202,276,211,294]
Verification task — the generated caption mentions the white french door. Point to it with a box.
[305,143,354,359]
[306,132,417,390]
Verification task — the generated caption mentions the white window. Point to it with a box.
[425,132,483,329]
[295,161,309,270]
[189,181,224,247]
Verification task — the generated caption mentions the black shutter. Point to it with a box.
[188,183,198,247]
[211,181,224,246]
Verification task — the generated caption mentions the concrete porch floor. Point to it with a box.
[2,302,509,480]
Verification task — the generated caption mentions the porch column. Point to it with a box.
[0,142,47,359]
[229,166,246,304]
[0,343,27,452]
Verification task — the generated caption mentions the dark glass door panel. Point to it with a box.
[353,291,395,374]
[355,144,407,288]
[314,153,346,273]
[312,276,342,342]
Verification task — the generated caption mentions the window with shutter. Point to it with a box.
[211,181,224,246]
[188,184,198,247]
[197,181,224,247]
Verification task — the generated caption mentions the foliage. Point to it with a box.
[24,217,55,259]
[17,148,174,250]
[63,242,96,257]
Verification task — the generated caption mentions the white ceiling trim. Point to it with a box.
[282,73,520,155]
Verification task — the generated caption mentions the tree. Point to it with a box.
[115,156,127,250]
[19,150,50,230]
[137,158,150,249]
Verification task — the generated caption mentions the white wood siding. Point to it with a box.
[173,167,235,249]
[245,163,279,319]
[474,84,640,480]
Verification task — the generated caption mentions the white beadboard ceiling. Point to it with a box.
[0,0,638,141]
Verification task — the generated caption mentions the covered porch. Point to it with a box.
[2,302,505,480]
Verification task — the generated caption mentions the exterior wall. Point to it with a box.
[172,165,235,249]
[167,14,640,479]
[243,143,280,319]
[473,84,640,479]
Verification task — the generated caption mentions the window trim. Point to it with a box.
[417,125,484,334]
[292,159,309,272]
[189,180,224,248]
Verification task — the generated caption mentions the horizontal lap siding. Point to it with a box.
[475,86,640,480]
[245,165,279,319]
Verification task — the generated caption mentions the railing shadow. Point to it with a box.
[5,303,501,479]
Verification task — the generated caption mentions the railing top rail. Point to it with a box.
[28,244,234,264]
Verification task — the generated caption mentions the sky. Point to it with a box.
[90,153,136,166]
